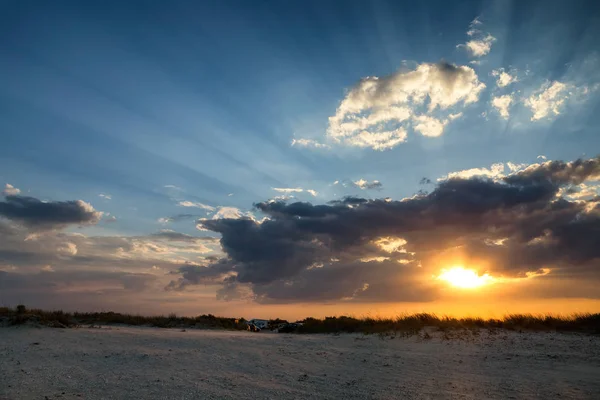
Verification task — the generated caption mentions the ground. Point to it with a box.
[0,326,599,399]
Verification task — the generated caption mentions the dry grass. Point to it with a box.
[0,305,247,330]
[296,313,600,335]
[1,306,598,335]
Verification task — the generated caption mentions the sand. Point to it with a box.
[0,326,599,399]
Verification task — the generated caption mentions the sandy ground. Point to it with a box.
[0,326,599,400]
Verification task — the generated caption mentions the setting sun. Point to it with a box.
[438,266,495,289]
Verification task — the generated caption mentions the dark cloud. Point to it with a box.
[0,269,158,310]
[504,158,600,186]
[0,195,102,230]
[169,157,600,303]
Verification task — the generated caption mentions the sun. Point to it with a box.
[437,266,494,289]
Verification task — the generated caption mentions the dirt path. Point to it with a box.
[1,326,599,399]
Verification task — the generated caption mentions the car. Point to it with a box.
[277,323,301,333]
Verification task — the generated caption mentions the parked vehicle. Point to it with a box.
[277,323,301,333]
[246,319,269,332]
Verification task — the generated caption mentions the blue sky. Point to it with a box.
[1,0,599,318]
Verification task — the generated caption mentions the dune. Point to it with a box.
[0,326,598,399]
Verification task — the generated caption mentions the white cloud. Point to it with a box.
[273,187,318,197]
[345,128,408,150]
[212,207,245,220]
[375,237,407,253]
[196,206,257,229]
[525,81,570,121]
[460,34,496,57]
[272,187,304,193]
[440,163,505,180]
[506,162,528,172]
[98,193,112,200]
[327,62,485,150]
[178,201,215,211]
[353,179,383,190]
[413,115,448,137]
[458,17,496,58]
[2,184,20,196]
[271,195,295,202]
[491,94,514,119]
[491,69,516,87]
[291,138,330,149]
[470,16,482,26]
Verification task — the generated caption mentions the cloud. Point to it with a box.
[491,69,517,87]
[0,220,223,310]
[525,81,571,121]
[98,193,112,200]
[270,195,295,202]
[211,207,247,220]
[506,162,528,172]
[492,94,514,119]
[440,162,505,180]
[460,34,496,57]
[291,138,330,149]
[273,187,318,197]
[57,242,78,256]
[0,195,102,230]
[150,229,218,243]
[2,184,20,196]
[345,128,408,150]
[560,183,600,200]
[353,179,383,190]
[413,115,448,137]
[175,157,600,303]
[178,201,215,211]
[158,214,198,224]
[273,187,304,194]
[0,269,159,301]
[327,62,485,150]
[161,206,256,224]
[458,18,496,57]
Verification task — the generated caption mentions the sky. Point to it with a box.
[1,0,600,320]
